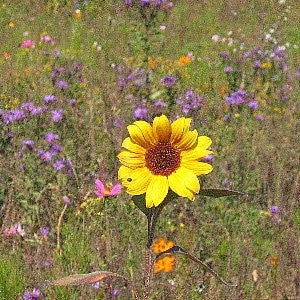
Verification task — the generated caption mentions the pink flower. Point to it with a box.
[4,223,25,236]
[41,35,54,45]
[20,39,35,48]
[94,179,122,197]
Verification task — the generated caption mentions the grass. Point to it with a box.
[0,0,299,299]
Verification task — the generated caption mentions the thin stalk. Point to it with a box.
[56,203,68,255]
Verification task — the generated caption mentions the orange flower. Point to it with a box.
[74,9,82,19]
[270,256,278,266]
[154,255,175,274]
[148,59,157,69]
[3,51,11,59]
[178,55,192,66]
[152,238,174,254]
[219,86,228,96]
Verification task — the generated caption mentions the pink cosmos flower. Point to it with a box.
[94,179,122,197]
[20,39,35,48]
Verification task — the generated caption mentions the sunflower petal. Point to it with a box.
[197,136,212,149]
[120,167,152,195]
[181,148,213,162]
[145,175,169,207]
[121,137,146,154]
[127,124,148,148]
[133,121,157,146]
[117,151,145,168]
[168,170,195,200]
[170,117,191,144]
[181,161,213,175]
[175,129,198,151]
[152,115,171,142]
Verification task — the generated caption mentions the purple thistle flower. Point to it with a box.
[253,60,261,69]
[63,196,72,205]
[31,106,48,116]
[69,98,77,106]
[52,159,65,171]
[23,288,42,300]
[23,140,35,150]
[160,75,177,88]
[224,66,233,73]
[134,108,148,120]
[92,281,101,289]
[39,150,53,162]
[21,102,35,112]
[270,206,279,214]
[201,154,214,163]
[219,51,229,59]
[51,109,63,122]
[248,101,259,110]
[50,144,62,154]
[255,114,265,122]
[154,100,167,108]
[45,133,59,144]
[243,51,252,60]
[56,80,68,90]
[39,226,50,237]
[44,95,57,104]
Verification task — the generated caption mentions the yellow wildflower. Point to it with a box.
[270,256,278,267]
[8,22,15,28]
[148,58,158,69]
[3,51,11,59]
[261,62,272,69]
[118,115,213,208]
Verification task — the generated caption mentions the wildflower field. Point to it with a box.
[0,0,299,299]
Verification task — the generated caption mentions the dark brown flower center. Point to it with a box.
[145,142,181,176]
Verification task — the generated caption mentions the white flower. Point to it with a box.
[265,33,271,40]
[269,28,275,33]
[160,25,166,31]
[278,0,286,4]
[227,31,233,36]
[293,44,299,49]
[211,34,220,42]
[285,42,290,47]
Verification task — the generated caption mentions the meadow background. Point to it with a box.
[0,0,299,299]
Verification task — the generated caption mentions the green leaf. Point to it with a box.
[198,189,244,198]
[132,195,150,216]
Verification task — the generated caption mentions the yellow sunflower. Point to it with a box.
[117,115,213,208]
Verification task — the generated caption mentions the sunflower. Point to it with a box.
[117,115,213,208]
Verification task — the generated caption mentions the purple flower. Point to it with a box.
[69,98,77,106]
[44,133,59,144]
[243,51,252,60]
[52,159,65,171]
[21,102,35,112]
[31,106,48,116]
[248,101,259,110]
[39,226,50,237]
[222,179,231,188]
[44,95,57,104]
[23,140,35,150]
[255,114,265,122]
[53,50,61,57]
[134,108,148,120]
[141,0,151,5]
[270,206,279,214]
[112,289,119,297]
[51,109,63,122]
[41,35,54,45]
[92,281,101,289]
[160,75,177,88]
[56,80,68,90]
[23,288,42,300]
[2,109,26,124]
[253,60,261,69]
[219,51,229,59]
[113,117,125,128]
[63,196,72,205]
[225,90,247,106]
[154,100,167,108]
[224,66,233,73]
[201,154,214,163]
[39,150,53,162]
[50,144,62,154]
[73,61,82,72]
[223,114,232,122]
